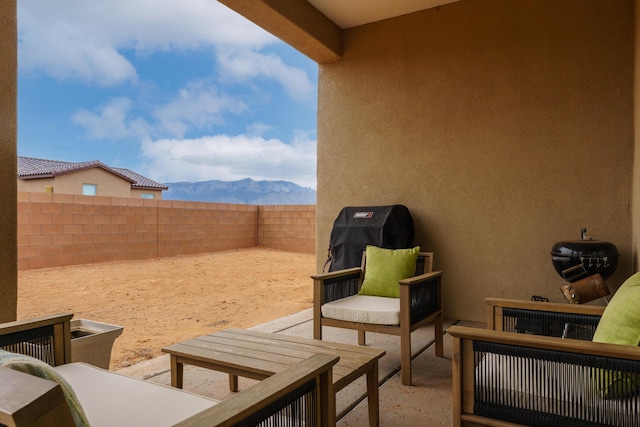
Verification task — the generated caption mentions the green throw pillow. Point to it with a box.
[358,245,420,298]
[591,272,640,398]
[593,271,640,346]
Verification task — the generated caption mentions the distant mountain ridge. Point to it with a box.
[162,178,316,205]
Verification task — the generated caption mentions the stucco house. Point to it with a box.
[2,0,640,323]
[17,156,168,199]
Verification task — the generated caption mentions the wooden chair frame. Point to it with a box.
[449,298,640,427]
[312,252,443,386]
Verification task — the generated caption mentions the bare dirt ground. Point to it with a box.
[17,248,315,370]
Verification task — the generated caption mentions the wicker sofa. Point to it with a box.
[449,291,640,427]
[0,313,337,427]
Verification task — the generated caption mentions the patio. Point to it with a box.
[118,308,483,426]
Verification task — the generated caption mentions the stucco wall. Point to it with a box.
[0,0,17,322]
[634,0,640,271]
[17,176,55,193]
[18,168,133,197]
[317,0,634,321]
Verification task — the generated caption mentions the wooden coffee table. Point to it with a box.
[162,328,386,427]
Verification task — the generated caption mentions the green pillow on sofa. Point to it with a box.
[591,271,640,398]
[592,271,640,346]
[358,245,420,298]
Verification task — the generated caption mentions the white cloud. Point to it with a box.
[71,98,144,139]
[18,0,276,86]
[19,0,319,189]
[246,122,273,137]
[139,134,317,189]
[217,49,315,101]
[152,81,248,138]
[73,81,248,140]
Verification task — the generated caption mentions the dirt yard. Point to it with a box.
[17,248,316,370]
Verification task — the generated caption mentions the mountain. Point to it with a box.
[162,178,316,205]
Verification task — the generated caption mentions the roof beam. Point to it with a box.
[218,0,342,63]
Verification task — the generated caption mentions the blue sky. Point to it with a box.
[17,0,318,189]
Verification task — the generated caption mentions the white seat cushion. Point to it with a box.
[54,362,217,427]
[321,294,400,325]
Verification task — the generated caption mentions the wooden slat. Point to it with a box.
[460,414,522,426]
[460,340,475,415]
[186,334,381,374]
[398,270,442,286]
[447,325,640,360]
[172,337,311,364]
[485,297,605,316]
[310,267,362,281]
[167,343,291,378]
[193,335,321,362]
[451,333,463,427]
[219,329,384,359]
[0,313,73,336]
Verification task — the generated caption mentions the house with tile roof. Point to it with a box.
[17,156,168,199]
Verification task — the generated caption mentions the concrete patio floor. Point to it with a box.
[118,309,484,426]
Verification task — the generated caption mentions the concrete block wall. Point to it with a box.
[257,205,315,253]
[18,192,315,270]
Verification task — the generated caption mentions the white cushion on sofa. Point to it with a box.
[54,362,217,427]
[321,294,400,325]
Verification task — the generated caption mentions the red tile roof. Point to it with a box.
[17,156,168,190]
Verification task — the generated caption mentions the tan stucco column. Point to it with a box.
[0,0,18,322]
[634,0,640,271]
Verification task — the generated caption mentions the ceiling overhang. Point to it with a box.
[306,0,459,29]
[218,0,459,63]
[218,0,342,62]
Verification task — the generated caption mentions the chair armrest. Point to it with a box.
[485,297,604,340]
[0,314,73,366]
[399,270,442,287]
[311,267,362,282]
[399,271,442,324]
[0,367,76,427]
[448,325,637,358]
[312,267,362,305]
[486,297,606,319]
[177,353,339,427]
[0,313,74,336]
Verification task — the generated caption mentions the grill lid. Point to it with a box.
[550,228,618,281]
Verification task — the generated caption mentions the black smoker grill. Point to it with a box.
[326,205,415,272]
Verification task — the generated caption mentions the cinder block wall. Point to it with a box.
[257,205,316,253]
[18,191,315,270]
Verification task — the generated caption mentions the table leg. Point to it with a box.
[170,355,183,389]
[327,382,336,427]
[366,361,380,427]
[229,374,239,392]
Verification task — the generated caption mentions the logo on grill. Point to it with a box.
[353,211,374,219]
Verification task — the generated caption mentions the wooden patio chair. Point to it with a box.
[449,272,640,426]
[312,246,443,386]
